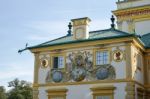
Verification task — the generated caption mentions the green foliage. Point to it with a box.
[0,86,7,99]
[7,78,33,99]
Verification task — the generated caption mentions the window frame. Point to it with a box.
[93,48,110,67]
[51,53,66,70]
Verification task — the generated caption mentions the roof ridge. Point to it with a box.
[89,28,130,37]
[89,28,130,35]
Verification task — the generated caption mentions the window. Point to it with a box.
[47,88,68,99]
[53,56,64,69]
[136,54,143,71]
[96,51,109,65]
[90,86,116,99]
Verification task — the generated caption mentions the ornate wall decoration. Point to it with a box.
[51,69,63,83]
[45,50,116,83]
[133,53,137,66]
[39,54,50,68]
[46,69,65,83]
[66,51,93,82]
[96,67,109,80]
[45,70,51,82]
[41,59,48,68]
[95,64,116,80]
[71,67,86,82]
[113,49,124,62]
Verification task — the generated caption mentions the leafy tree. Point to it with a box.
[0,86,6,99]
[7,78,32,99]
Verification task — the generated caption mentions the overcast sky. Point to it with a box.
[0,0,116,90]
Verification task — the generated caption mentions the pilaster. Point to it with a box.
[125,43,132,79]
[127,19,134,33]
[33,87,39,99]
[34,53,40,84]
[125,82,135,99]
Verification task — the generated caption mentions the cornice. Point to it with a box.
[113,5,150,21]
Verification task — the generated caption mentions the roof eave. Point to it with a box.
[28,35,133,49]
[28,35,139,53]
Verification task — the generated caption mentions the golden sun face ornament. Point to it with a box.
[113,50,124,62]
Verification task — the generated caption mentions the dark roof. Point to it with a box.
[27,28,135,49]
[140,33,150,48]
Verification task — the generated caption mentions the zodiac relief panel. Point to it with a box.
[45,50,116,83]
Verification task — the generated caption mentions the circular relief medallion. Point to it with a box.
[71,67,86,82]
[41,59,48,68]
[96,67,109,80]
[113,50,124,62]
[52,70,63,83]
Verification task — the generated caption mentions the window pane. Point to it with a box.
[96,51,109,65]
[53,57,58,68]
[96,52,100,65]
[58,56,64,68]
[103,51,108,64]
[100,52,103,65]
[53,56,64,69]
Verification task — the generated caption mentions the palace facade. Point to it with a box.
[22,0,150,99]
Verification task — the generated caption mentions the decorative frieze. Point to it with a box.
[45,51,116,83]
[113,5,150,21]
